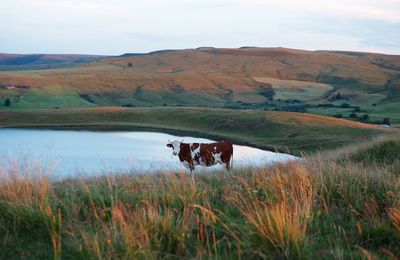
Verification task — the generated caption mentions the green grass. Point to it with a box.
[0,107,385,155]
[0,86,96,109]
[274,85,331,102]
[14,89,95,109]
[349,139,400,165]
[368,103,400,124]
[1,135,400,259]
[0,87,228,109]
[1,78,399,124]
[305,100,400,124]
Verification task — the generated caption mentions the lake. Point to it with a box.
[0,129,298,180]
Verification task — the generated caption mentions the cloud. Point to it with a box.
[0,0,399,54]
[232,0,400,23]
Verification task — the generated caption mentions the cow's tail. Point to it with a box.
[230,146,234,171]
[230,153,233,171]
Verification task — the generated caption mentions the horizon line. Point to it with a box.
[1,46,399,56]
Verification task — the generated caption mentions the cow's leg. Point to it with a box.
[223,155,232,172]
[189,163,196,183]
[225,162,230,172]
[228,153,233,172]
[189,160,195,176]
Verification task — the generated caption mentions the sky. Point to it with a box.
[1,0,399,55]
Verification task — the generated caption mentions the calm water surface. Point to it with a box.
[0,129,297,179]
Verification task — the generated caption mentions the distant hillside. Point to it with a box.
[0,53,108,71]
[0,47,399,123]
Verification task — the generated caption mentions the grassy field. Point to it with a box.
[0,134,399,259]
[253,76,333,101]
[0,107,386,154]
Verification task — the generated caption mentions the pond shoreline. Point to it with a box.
[1,123,285,154]
[0,129,298,178]
[0,107,385,155]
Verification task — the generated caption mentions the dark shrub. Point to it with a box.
[349,113,358,118]
[318,103,336,107]
[360,114,369,121]
[170,84,185,94]
[258,85,275,101]
[383,117,391,126]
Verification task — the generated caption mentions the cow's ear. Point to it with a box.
[167,144,173,148]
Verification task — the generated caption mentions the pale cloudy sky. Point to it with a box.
[1,0,399,55]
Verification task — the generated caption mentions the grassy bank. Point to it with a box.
[0,135,399,259]
[0,107,386,154]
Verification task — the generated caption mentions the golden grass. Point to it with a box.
[226,163,313,256]
[253,76,331,90]
[72,175,238,258]
[389,197,400,232]
[0,47,394,96]
[0,170,63,258]
[266,111,378,128]
[90,107,127,112]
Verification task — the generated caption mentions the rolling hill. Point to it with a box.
[0,53,108,71]
[0,47,399,122]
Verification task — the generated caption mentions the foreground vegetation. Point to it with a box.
[0,107,384,154]
[0,134,399,259]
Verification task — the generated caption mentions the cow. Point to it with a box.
[167,140,233,174]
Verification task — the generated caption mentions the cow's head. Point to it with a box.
[167,139,183,156]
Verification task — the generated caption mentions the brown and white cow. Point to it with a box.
[167,140,233,173]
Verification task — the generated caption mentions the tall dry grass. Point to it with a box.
[0,158,62,258]
[389,203,400,232]
[0,136,400,258]
[226,163,313,258]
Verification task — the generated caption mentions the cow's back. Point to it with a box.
[195,141,233,166]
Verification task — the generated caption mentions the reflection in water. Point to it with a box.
[0,129,298,179]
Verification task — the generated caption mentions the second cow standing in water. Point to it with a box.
[167,140,233,174]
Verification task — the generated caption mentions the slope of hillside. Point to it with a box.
[0,47,399,122]
[0,53,108,71]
